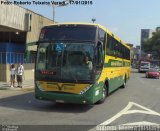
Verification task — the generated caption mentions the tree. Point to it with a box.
[143,30,160,59]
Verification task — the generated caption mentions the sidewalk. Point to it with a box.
[0,79,34,91]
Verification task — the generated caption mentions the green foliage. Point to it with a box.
[143,30,160,57]
[24,50,30,62]
[142,39,152,52]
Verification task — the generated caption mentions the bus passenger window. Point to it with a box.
[96,41,103,68]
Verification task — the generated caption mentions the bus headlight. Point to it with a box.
[35,81,44,91]
[79,85,92,95]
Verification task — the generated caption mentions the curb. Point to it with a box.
[0,87,34,91]
[0,85,34,91]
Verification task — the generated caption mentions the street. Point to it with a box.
[0,69,160,131]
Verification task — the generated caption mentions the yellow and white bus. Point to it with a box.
[35,23,130,104]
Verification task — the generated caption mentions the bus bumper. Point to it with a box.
[35,86,95,105]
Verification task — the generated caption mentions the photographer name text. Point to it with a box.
[0,0,93,6]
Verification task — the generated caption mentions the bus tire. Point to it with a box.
[121,75,126,88]
[96,84,107,104]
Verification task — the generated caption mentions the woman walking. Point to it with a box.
[10,64,16,88]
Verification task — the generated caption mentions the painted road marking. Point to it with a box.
[100,101,160,125]
[122,102,160,116]
[89,102,160,131]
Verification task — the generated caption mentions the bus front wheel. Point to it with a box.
[96,85,107,104]
[121,76,127,88]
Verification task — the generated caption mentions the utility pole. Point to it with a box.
[53,6,55,22]
[51,0,73,22]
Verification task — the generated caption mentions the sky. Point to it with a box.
[22,0,160,46]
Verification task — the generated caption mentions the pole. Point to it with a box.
[50,0,73,22]
[53,6,55,21]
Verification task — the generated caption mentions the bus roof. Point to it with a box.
[44,22,130,49]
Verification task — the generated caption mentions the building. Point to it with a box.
[140,27,160,60]
[0,2,54,82]
[140,29,154,56]
[133,46,140,63]
[156,27,160,32]
[126,43,141,68]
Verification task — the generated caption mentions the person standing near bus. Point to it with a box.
[16,63,24,88]
[10,64,16,88]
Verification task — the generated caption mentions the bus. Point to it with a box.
[35,23,130,104]
[138,60,150,73]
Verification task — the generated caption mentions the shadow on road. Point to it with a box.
[141,76,147,78]
[131,69,139,73]
[141,76,159,80]
[0,92,93,113]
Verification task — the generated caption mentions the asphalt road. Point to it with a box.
[0,69,160,131]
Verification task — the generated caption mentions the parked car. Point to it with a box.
[146,68,160,79]
[154,67,160,73]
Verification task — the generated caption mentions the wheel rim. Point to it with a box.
[102,88,106,99]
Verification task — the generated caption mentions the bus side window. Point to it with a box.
[112,38,116,56]
[96,41,103,68]
[106,35,112,56]
[98,28,106,53]
[115,41,122,58]
[106,36,110,55]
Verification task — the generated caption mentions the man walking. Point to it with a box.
[16,63,24,88]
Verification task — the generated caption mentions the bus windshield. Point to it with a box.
[39,26,96,42]
[36,42,95,82]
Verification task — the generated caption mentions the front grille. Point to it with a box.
[47,91,76,95]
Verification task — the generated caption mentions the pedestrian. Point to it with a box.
[10,64,16,88]
[16,63,24,88]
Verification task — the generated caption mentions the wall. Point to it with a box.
[0,3,54,82]
[26,10,54,45]
[1,64,35,82]
[0,64,7,81]
[0,0,26,31]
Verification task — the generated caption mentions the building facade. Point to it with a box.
[0,2,54,82]
[140,29,154,55]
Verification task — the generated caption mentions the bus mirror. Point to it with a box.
[97,41,103,47]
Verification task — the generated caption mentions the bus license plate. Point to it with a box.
[56,100,64,103]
